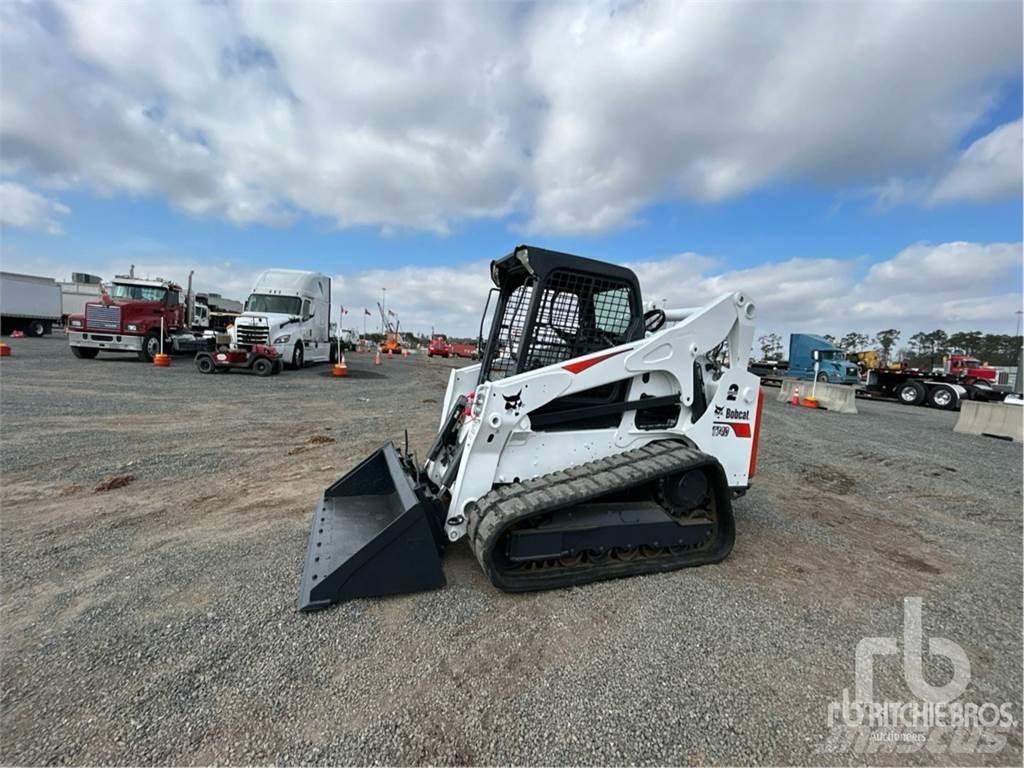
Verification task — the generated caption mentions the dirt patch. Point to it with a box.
[800,464,855,495]
[288,434,337,455]
[94,474,135,493]
[306,435,335,445]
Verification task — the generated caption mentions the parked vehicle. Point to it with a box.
[194,345,282,376]
[749,333,860,385]
[943,354,997,383]
[299,244,761,609]
[377,302,402,354]
[1,272,62,336]
[67,269,213,361]
[450,341,479,359]
[232,270,333,369]
[860,367,1004,410]
[197,292,242,333]
[428,335,452,357]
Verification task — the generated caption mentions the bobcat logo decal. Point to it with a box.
[714,404,724,416]
[503,390,524,413]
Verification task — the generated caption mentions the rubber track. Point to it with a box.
[468,440,735,592]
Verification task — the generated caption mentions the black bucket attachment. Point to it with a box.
[298,443,446,611]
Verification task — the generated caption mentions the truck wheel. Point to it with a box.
[27,320,46,337]
[195,354,216,374]
[71,346,99,359]
[816,372,829,383]
[252,357,274,377]
[289,342,304,370]
[898,380,926,406]
[928,385,959,411]
[139,331,162,362]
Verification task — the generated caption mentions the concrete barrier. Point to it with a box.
[954,401,1023,443]
[777,378,858,414]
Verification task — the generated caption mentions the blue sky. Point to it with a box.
[1,1,1021,340]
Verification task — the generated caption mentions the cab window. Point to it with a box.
[302,300,312,320]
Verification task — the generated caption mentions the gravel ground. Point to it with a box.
[1,336,1021,766]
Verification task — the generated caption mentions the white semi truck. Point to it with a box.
[232,269,333,369]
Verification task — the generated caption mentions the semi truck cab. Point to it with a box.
[67,272,210,361]
[786,334,860,384]
[232,269,332,369]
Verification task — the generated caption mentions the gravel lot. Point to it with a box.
[2,336,1021,766]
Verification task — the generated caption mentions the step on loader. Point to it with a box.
[299,245,763,610]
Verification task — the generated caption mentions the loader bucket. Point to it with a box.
[298,443,446,611]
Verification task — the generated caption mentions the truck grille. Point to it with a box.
[86,304,121,332]
[236,324,269,347]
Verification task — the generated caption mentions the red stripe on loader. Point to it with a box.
[748,387,765,479]
[562,347,632,374]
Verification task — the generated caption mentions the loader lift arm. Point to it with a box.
[299,245,760,610]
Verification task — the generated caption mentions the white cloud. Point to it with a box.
[10,240,1020,338]
[0,0,1020,234]
[930,119,1023,203]
[0,182,70,234]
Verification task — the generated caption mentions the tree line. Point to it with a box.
[757,330,1023,367]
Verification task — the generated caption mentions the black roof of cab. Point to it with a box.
[490,244,641,295]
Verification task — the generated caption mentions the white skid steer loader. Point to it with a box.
[299,245,763,609]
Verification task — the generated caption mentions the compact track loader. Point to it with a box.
[299,245,763,610]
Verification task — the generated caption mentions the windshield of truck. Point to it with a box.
[244,294,301,315]
[111,284,167,302]
[820,350,843,360]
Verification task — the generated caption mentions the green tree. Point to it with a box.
[947,331,983,355]
[823,334,837,345]
[758,333,783,361]
[839,332,870,351]
[874,329,900,365]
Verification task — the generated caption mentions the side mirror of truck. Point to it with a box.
[811,349,821,362]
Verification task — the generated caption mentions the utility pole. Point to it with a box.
[1015,309,1022,337]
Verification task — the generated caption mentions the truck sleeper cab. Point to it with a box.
[232,270,332,369]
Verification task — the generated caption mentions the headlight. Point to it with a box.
[126,323,138,332]
[70,319,83,328]
[273,334,290,344]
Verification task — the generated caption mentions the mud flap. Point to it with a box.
[298,443,446,611]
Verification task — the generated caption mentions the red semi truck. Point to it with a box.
[944,354,997,383]
[67,269,214,361]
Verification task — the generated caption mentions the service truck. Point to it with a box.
[231,269,333,369]
[749,333,860,385]
[67,269,213,361]
[0,272,62,336]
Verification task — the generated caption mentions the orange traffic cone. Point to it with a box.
[802,394,819,409]
[402,348,409,358]
[10,330,24,338]
[387,348,393,360]
[374,350,382,366]
[153,353,171,367]
[790,385,800,406]
[332,354,348,378]
[0,341,10,357]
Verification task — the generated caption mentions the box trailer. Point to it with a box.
[1,272,62,336]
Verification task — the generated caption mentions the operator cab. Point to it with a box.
[477,245,645,383]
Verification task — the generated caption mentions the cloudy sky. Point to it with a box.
[1,0,1021,340]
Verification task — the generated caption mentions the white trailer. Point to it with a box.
[0,272,62,336]
[58,278,101,322]
[232,269,333,368]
